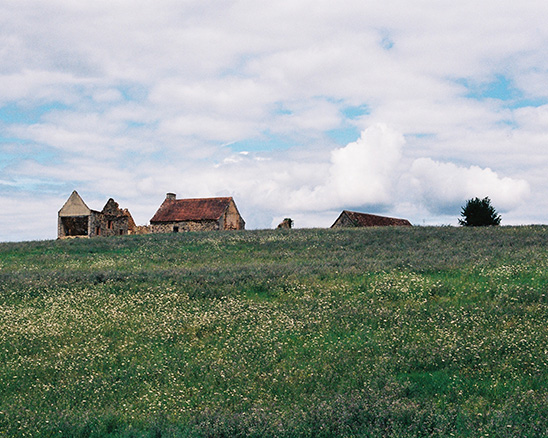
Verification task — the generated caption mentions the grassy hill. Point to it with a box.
[1,226,548,437]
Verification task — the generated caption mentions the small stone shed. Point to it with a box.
[58,191,135,238]
[149,193,246,233]
[331,210,412,228]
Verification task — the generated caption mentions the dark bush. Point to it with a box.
[459,197,501,227]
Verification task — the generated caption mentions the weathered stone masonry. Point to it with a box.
[149,193,246,233]
[58,191,135,238]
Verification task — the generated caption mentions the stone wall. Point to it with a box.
[88,211,129,237]
[331,213,354,228]
[222,201,245,230]
[150,220,220,234]
[130,225,151,235]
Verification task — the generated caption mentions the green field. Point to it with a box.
[1,226,548,437]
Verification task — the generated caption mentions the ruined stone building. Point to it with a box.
[58,191,136,238]
[331,210,412,228]
[149,193,245,233]
[277,218,293,229]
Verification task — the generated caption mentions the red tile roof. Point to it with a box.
[150,197,234,223]
[335,210,412,227]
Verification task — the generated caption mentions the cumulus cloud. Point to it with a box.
[409,158,530,214]
[195,124,530,227]
[329,125,404,204]
[1,1,548,239]
[283,124,404,210]
[0,120,535,240]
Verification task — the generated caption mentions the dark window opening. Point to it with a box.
[95,226,101,236]
[120,229,124,235]
[173,226,179,233]
[61,216,88,237]
[108,220,113,229]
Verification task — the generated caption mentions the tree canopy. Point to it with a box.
[459,197,501,227]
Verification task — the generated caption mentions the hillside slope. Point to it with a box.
[1,227,548,437]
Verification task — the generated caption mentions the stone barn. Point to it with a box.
[58,191,136,238]
[149,193,245,233]
[331,210,412,228]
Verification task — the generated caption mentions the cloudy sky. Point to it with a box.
[1,0,547,241]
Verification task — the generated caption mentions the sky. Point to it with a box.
[1,0,548,242]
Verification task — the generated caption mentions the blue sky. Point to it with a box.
[1,0,548,241]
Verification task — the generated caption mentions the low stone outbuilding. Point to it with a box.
[277,218,293,229]
[149,193,245,233]
[331,210,412,228]
[58,191,136,238]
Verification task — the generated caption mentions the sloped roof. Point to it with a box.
[122,209,137,231]
[333,210,412,227]
[150,197,234,223]
[58,191,91,217]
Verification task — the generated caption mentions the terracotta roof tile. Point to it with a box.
[150,197,233,223]
[338,210,412,227]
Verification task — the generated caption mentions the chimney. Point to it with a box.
[166,193,176,201]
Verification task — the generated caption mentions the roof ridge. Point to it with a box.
[150,196,235,223]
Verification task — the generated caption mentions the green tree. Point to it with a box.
[459,197,501,226]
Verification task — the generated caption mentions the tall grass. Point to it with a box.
[1,226,548,437]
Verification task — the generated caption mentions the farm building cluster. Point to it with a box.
[57,191,411,239]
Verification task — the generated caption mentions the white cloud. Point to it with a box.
[0,120,535,240]
[184,124,530,224]
[282,124,404,210]
[1,1,548,240]
[409,158,530,214]
[92,88,123,103]
[0,194,59,242]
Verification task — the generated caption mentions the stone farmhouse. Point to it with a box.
[58,191,136,238]
[331,210,412,228]
[149,193,245,233]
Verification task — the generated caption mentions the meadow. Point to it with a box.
[1,226,548,437]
